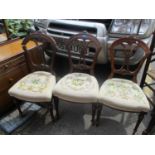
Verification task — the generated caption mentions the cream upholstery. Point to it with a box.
[53,73,99,103]
[9,71,56,102]
[98,78,150,112]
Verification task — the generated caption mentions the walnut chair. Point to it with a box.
[8,32,58,121]
[53,32,101,123]
[95,37,151,134]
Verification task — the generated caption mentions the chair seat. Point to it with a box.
[53,73,99,103]
[9,71,56,102]
[98,78,150,112]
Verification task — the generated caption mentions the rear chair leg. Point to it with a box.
[142,107,155,135]
[49,102,55,122]
[92,104,97,126]
[53,96,59,120]
[96,104,103,126]
[12,98,23,117]
[133,112,146,135]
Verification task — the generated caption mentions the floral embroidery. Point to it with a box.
[18,73,50,93]
[62,73,94,91]
[103,79,146,103]
[72,79,85,86]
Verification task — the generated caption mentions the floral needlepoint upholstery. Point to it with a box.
[9,71,56,102]
[53,73,99,103]
[98,78,150,112]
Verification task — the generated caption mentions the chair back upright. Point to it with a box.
[22,32,58,74]
[140,32,155,88]
[66,31,102,75]
[109,37,151,83]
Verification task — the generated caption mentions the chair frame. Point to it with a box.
[140,32,155,134]
[94,37,151,134]
[67,32,101,74]
[12,32,58,121]
[53,31,102,124]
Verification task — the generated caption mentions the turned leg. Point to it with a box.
[96,104,103,126]
[133,112,146,135]
[12,98,23,117]
[91,104,97,126]
[53,96,59,120]
[142,107,155,135]
[48,102,55,122]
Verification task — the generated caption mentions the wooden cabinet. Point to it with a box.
[0,39,36,116]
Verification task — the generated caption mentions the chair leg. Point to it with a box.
[91,104,97,126]
[95,104,103,126]
[48,102,55,122]
[133,112,146,135]
[142,107,155,135]
[12,98,23,117]
[53,96,59,120]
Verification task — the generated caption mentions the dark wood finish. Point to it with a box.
[14,32,58,121]
[142,107,155,135]
[0,39,31,116]
[54,32,102,124]
[12,98,24,117]
[48,101,55,121]
[141,34,155,89]
[140,32,155,134]
[53,96,59,120]
[132,112,146,135]
[95,37,151,133]
[22,32,57,74]
[66,31,102,75]
[0,39,36,62]
[0,37,47,116]
[91,104,97,126]
[95,104,103,126]
[109,37,150,82]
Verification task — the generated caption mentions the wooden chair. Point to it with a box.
[95,37,151,134]
[140,32,155,134]
[8,32,58,121]
[53,31,101,123]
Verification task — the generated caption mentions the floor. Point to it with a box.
[1,56,155,135]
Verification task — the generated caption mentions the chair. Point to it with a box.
[140,32,155,134]
[53,31,101,123]
[8,32,58,121]
[95,37,151,134]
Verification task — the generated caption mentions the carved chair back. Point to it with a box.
[22,32,57,74]
[66,32,102,75]
[109,37,151,83]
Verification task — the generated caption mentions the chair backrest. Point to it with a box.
[22,32,58,74]
[66,31,102,75]
[140,31,155,87]
[109,37,151,83]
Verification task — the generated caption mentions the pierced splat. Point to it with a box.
[66,32,102,75]
[22,32,58,74]
[109,37,150,82]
